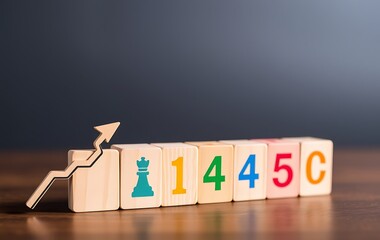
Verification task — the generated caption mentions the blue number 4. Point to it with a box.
[238,154,259,188]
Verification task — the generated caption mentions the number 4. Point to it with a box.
[203,156,225,191]
[238,154,259,188]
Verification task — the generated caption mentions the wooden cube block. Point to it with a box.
[151,143,198,207]
[282,137,333,196]
[186,141,233,204]
[112,144,162,209]
[68,149,119,212]
[220,140,267,201]
[253,139,300,199]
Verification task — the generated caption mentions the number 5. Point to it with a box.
[273,153,293,187]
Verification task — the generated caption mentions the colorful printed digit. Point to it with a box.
[238,154,259,188]
[273,153,293,187]
[203,156,225,191]
[172,157,186,194]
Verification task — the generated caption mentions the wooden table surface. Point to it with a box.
[1,148,380,239]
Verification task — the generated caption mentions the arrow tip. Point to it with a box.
[94,122,120,142]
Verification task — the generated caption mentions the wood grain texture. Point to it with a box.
[253,139,300,199]
[186,141,233,204]
[25,122,120,209]
[283,137,333,196]
[112,144,162,209]
[1,148,380,239]
[152,143,198,207]
[220,140,267,201]
[68,149,119,212]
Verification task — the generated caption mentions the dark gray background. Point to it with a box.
[1,1,379,150]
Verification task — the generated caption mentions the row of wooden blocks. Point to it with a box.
[68,137,333,212]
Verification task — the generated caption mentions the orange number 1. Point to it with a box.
[172,157,186,194]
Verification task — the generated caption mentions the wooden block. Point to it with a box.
[26,122,120,210]
[252,139,300,199]
[112,144,162,209]
[220,140,267,201]
[185,141,233,204]
[282,137,333,196]
[68,149,119,212]
[151,143,198,207]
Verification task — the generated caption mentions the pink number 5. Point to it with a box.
[273,153,293,187]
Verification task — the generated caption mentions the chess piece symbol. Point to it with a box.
[132,157,154,197]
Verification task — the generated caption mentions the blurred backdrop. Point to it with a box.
[1,1,380,149]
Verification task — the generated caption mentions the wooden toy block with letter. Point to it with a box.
[282,137,333,196]
[186,141,233,204]
[220,140,267,201]
[151,143,198,207]
[253,139,300,199]
[25,119,334,213]
[68,149,119,212]
[112,144,162,209]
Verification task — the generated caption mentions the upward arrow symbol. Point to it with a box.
[26,122,120,209]
[94,122,120,144]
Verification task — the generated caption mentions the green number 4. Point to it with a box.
[203,156,225,191]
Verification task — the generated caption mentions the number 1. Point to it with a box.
[172,157,186,194]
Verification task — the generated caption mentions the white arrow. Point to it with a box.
[26,122,120,209]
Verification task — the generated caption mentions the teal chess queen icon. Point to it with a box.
[132,157,154,198]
